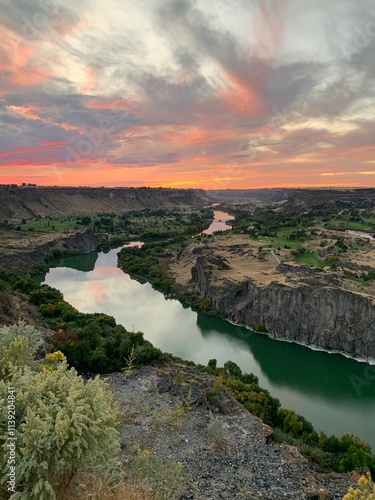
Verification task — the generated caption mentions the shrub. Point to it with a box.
[343,473,375,500]
[253,322,266,333]
[127,448,185,500]
[0,361,120,499]
[207,359,217,370]
[0,321,44,378]
[223,360,242,378]
[0,323,121,499]
[0,321,43,355]
[207,418,228,450]
[326,255,340,267]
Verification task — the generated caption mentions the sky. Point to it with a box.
[0,0,375,189]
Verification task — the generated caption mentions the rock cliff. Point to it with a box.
[0,229,98,270]
[0,185,212,221]
[170,236,375,361]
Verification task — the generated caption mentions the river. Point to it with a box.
[41,220,375,450]
[202,211,234,234]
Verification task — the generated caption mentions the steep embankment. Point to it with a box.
[108,363,356,499]
[0,229,98,270]
[169,235,375,360]
[0,186,212,221]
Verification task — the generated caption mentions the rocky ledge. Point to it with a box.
[106,363,356,499]
[0,229,98,270]
[169,235,375,361]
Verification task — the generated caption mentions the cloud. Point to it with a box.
[0,0,374,187]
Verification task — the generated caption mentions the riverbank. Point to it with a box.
[169,233,375,362]
[42,244,375,453]
[1,243,373,496]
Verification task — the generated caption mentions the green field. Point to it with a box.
[259,235,301,250]
[259,226,311,251]
[20,213,99,232]
[296,251,326,268]
[325,219,375,231]
[18,208,212,238]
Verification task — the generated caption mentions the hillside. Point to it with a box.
[208,188,375,212]
[106,363,357,499]
[0,186,212,221]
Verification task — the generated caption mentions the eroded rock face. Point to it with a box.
[205,275,375,359]
[0,229,98,270]
[0,186,212,221]
[172,239,375,360]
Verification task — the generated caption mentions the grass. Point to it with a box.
[296,251,326,268]
[19,212,196,235]
[350,243,365,251]
[256,225,321,251]
[259,235,302,250]
[345,278,370,288]
[20,214,98,232]
[325,219,375,231]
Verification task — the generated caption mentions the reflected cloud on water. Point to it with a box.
[43,247,375,450]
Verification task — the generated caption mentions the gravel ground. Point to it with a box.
[104,363,357,500]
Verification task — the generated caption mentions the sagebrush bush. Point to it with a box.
[207,418,228,450]
[343,473,375,500]
[0,320,43,356]
[0,323,121,499]
[0,320,43,379]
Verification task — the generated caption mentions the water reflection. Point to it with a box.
[50,251,99,272]
[43,246,375,449]
[202,211,234,234]
[197,310,375,399]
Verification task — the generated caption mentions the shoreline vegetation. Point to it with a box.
[0,239,374,477]
[2,196,375,497]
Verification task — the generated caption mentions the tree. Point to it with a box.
[208,359,217,370]
[223,360,242,378]
[81,216,92,226]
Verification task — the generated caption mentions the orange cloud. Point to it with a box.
[82,67,97,94]
[9,65,54,87]
[220,69,264,116]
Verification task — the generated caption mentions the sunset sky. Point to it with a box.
[1,0,375,189]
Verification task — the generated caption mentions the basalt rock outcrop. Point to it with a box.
[0,229,98,270]
[171,237,375,361]
[0,185,212,221]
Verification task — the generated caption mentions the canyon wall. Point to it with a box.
[0,229,98,270]
[0,186,212,221]
[172,240,375,360]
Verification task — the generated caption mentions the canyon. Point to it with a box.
[170,233,375,361]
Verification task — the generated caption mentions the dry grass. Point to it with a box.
[55,472,154,500]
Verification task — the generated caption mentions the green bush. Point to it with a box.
[253,322,266,333]
[223,360,242,378]
[0,322,121,499]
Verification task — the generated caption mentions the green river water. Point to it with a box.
[42,244,375,450]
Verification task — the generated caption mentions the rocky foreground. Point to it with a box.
[106,362,356,499]
[169,233,375,361]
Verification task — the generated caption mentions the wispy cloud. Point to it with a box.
[0,0,374,187]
